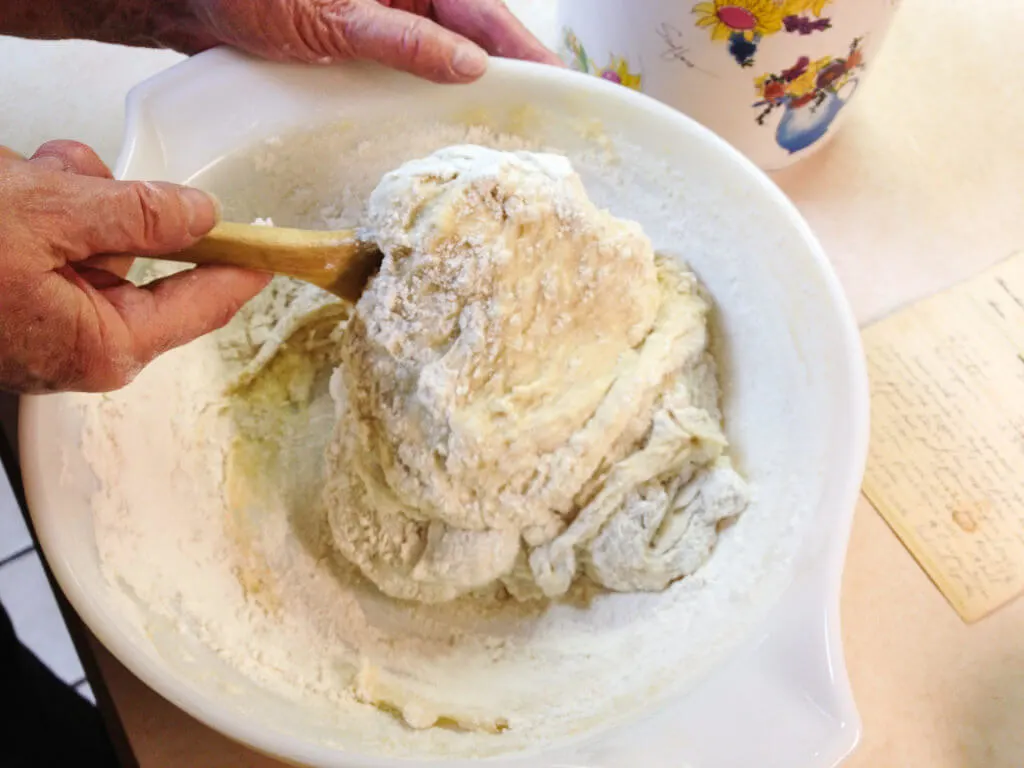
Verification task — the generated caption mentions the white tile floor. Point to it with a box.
[0,453,88,689]
[0,467,31,561]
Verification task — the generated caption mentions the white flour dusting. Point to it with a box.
[78,117,806,759]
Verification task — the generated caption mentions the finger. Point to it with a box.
[0,145,26,161]
[31,140,113,178]
[63,176,220,258]
[325,2,488,82]
[432,0,563,66]
[101,265,271,361]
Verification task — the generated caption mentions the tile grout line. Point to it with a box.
[0,543,33,569]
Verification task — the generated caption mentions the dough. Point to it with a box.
[323,145,748,603]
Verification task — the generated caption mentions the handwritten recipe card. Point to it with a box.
[863,252,1024,623]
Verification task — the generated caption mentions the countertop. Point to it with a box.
[2,0,1023,764]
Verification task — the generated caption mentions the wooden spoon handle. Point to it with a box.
[155,222,382,302]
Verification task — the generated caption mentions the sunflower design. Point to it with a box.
[786,0,833,16]
[693,0,786,42]
[597,56,642,90]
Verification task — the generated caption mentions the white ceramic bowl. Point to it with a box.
[21,49,869,767]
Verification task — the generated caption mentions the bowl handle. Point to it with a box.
[569,573,860,768]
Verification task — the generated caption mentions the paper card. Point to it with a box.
[863,252,1024,622]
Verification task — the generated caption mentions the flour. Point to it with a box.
[80,118,798,760]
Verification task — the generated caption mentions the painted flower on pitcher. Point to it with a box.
[786,59,823,97]
[561,27,643,92]
[786,0,833,15]
[597,56,642,89]
[694,0,833,67]
[754,72,787,102]
[693,0,785,42]
[564,29,590,74]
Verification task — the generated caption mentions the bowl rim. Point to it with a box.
[20,47,870,768]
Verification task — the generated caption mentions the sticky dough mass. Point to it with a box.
[323,145,748,603]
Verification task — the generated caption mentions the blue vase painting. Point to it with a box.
[775,80,858,154]
[752,36,866,155]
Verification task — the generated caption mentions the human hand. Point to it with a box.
[0,141,270,393]
[162,0,561,82]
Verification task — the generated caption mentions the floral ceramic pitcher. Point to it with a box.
[559,0,900,170]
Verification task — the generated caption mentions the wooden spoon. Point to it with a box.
[153,221,383,302]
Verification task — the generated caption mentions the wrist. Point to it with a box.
[136,0,221,54]
[82,0,211,51]
[0,0,216,52]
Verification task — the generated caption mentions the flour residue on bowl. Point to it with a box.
[79,119,805,759]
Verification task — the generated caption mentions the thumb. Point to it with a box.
[97,264,272,365]
[64,175,219,258]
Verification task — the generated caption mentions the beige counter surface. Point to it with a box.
[3,0,1023,764]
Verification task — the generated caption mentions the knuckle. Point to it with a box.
[123,181,175,247]
[62,141,102,172]
[284,0,358,61]
[398,17,427,60]
[319,0,361,57]
[332,0,363,18]
[36,139,95,170]
[32,139,62,157]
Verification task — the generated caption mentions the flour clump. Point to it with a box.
[324,144,748,603]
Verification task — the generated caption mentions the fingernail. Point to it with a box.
[181,187,219,237]
[451,43,487,79]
